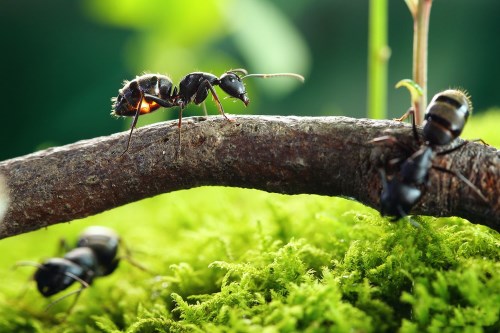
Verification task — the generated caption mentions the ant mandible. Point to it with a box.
[15,226,143,312]
[371,89,488,221]
[112,69,305,155]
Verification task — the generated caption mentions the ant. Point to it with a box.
[15,226,143,312]
[371,89,488,221]
[111,69,304,155]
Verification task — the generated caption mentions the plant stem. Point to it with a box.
[412,0,432,124]
[367,0,390,119]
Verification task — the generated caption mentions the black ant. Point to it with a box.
[111,69,304,155]
[15,226,143,312]
[371,89,488,221]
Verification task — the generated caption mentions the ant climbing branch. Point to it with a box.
[0,115,498,239]
[371,90,490,222]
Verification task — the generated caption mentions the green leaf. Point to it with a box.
[395,79,423,106]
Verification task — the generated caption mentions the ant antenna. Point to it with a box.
[241,72,305,83]
[228,68,248,76]
[13,261,43,270]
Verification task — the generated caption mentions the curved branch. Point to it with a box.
[0,115,498,239]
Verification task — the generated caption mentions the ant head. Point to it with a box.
[34,258,85,297]
[219,70,304,107]
[219,71,250,106]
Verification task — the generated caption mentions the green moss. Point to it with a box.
[0,186,498,332]
[2,97,499,333]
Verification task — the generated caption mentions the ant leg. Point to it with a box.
[201,80,234,122]
[12,261,42,301]
[57,238,72,256]
[370,137,406,168]
[13,267,35,301]
[118,239,154,274]
[406,216,422,228]
[176,106,184,155]
[432,165,489,203]
[44,272,89,312]
[437,141,469,156]
[143,92,181,152]
[45,287,85,313]
[387,206,408,222]
[394,108,420,143]
[201,101,208,117]
[394,107,414,122]
[378,168,390,216]
[143,94,174,108]
[472,138,489,146]
[409,109,419,143]
[437,139,489,156]
[370,135,403,147]
[120,94,144,156]
[369,135,414,157]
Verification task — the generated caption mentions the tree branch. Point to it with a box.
[0,115,498,239]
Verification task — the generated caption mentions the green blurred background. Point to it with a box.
[0,2,499,330]
[1,0,499,161]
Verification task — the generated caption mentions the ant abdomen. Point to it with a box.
[112,74,175,117]
[423,89,471,146]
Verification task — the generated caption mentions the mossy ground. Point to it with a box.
[0,111,498,333]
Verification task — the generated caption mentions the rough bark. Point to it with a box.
[0,115,498,239]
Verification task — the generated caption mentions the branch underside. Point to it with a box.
[0,115,498,239]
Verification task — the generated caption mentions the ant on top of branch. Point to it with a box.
[112,69,304,155]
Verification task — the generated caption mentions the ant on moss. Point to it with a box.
[15,226,147,312]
